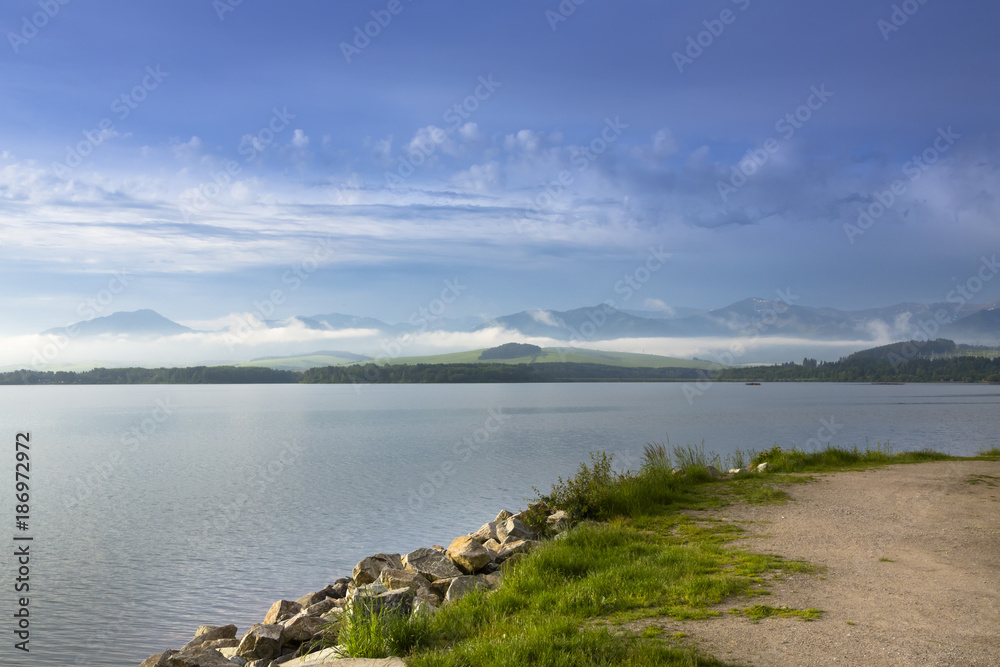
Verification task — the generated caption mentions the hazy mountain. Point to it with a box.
[940,302,1000,344]
[474,305,672,339]
[37,299,1000,347]
[42,309,194,338]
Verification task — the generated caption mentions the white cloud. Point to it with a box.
[504,129,541,153]
[527,309,561,327]
[643,298,675,316]
[291,129,310,148]
[458,122,480,142]
[652,129,678,157]
[172,136,202,160]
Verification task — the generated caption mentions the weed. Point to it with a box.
[729,605,823,623]
[330,596,431,658]
[878,557,894,562]
[978,447,1000,457]
[966,474,999,487]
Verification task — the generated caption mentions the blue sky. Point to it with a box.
[2,0,999,343]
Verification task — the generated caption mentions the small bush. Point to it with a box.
[536,451,622,521]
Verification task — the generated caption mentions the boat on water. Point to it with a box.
[745,382,761,386]
[871,382,906,385]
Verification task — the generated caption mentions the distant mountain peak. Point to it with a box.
[42,310,194,338]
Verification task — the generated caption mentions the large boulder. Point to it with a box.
[446,535,494,574]
[181,624,238,650]
[546,510,569,533]
[379,567,431,592]
[495,539,537,563]
[303,598,339,617]
[281,648,406,666]
[280,612,326,643]
[236,624,284,662]
[160,646,235,667]
[354,588,416,620]
[138,651,178,667]
[402,547,462,581]
[469,521,499,544]
[495,509,513,522]
[482,538,501,552]
[445,575,489,603]
[353,554,404,586]
[495,517,537,543]
[264,599,302,625]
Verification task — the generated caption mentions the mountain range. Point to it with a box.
[39,299,1000,345]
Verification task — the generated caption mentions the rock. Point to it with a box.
[705,465,722,479]
[319,606,343,624]
[180,624,238,650]
[413,586,442,614]
[327,579,351,599]
[280,648,406,666]
[280,612,326,643]
[446,535,494,574]
[757,462,770,473]
[236,624,284,662]
[138,651,178,667]
[482,538,501,552]
[444,575,489,603]
[402,547,463,581]
[495,539,537,563]
[349,581,389,601]
[672,468,683,475]
[303,598,338,617]
[352,553,404,586]
[429,577,456,599]
[495,509,513,522]
[495,517,537,543]
[728,468,742,475]
[483,571,504,589]
[199,638,239,649]
[470,521,499,544]
[160,646,235,667]
[218,647,241,660]
[355,588,416,619]
[295,591,327,608]
[478,560,501,575]
[264,599,302,625]
[379,567,431,593]
[546,510,569,532]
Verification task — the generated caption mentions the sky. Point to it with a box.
[1,0,999,363]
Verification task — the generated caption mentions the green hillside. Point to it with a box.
[237,352,371,370]
[374,347,723,370]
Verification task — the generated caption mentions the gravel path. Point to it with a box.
[654,461,1000,666]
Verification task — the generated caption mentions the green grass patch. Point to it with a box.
[977,447,1000,458]
[729,605,823,623]
[878,557,894,563]
[965,474,999,487]
[751,442,953,473]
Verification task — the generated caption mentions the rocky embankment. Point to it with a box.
[138,507,569,667]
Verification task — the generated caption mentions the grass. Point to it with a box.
[978,447,1000,458]
[750,441,953,473]
[312,443,995,666]
[728,605,823,623]
[878,557,894,563]
[965,474,999,487]
[308,596,431,659]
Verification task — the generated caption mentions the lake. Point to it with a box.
[0,382,998,665]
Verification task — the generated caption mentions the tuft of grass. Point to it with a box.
[978,447,1000,458]
[728,605,823,623]
[326,597,431,659]
[878,557,894,562]
[751,442,952,473]
[965,474,999,487]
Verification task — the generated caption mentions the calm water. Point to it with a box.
[0,382,998,666]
